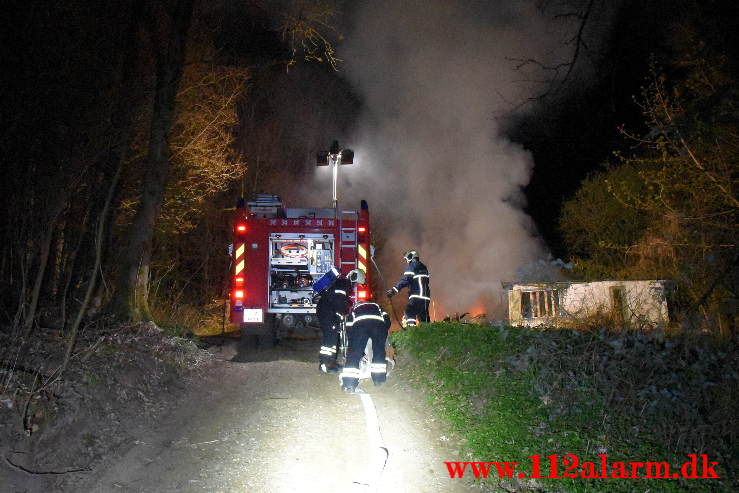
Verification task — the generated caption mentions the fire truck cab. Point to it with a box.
[229,194,372,348]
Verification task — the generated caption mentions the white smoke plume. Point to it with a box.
[313,1,589,318]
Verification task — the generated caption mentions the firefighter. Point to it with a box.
[316,273,352,373]
[386,250,431,327]
[340,271,392,393]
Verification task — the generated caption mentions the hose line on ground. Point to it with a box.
[353,389,389,491]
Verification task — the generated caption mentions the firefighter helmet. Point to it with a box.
[403,250,419,262]
[347,269,365,285]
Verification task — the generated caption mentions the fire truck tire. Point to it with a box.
[262,314,277,348]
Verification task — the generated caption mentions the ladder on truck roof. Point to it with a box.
[339,210,358,274]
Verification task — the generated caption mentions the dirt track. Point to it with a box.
[78,338,474,492]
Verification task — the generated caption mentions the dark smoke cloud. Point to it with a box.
[312,1,599,318]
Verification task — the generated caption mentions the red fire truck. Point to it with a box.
[229,194,372,348]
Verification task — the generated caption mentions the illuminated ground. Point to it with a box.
[84,339,474,492]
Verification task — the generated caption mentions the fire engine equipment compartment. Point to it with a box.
[269,233,334,311]
[230,191,371,348]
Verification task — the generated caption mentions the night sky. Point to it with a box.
[512,0,739,257]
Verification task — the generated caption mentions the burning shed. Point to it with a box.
[502,280,672,328]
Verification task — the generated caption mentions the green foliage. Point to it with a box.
[393,323,737,492]
[559,38,737,330]
[560,164,649,279]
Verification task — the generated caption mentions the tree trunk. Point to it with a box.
[62,164,122,373]
[112,0,193,321]
[12,251,29,334]
[59,207,90,331]
[23,199,66,336]
[49,215,66,301]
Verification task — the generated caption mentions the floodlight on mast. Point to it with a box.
[316,140,354,211]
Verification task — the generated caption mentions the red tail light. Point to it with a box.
[236,224,247,232]
[234,289,245,299]
[358,226,367,233]
[357,289,368,300]
[234,276,244,284]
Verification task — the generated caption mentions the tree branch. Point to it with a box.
[5,454,91,475]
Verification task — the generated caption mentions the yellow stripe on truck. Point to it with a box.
[235,259,245,275]
[358,244,367,259]
[235,243,245,260]
[358,260,366,273]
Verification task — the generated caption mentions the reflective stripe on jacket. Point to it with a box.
[346,302,391,330]
[393,259,431,301]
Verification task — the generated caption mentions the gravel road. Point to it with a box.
[82,338,476,493]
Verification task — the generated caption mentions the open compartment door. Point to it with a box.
[268,233,335,313]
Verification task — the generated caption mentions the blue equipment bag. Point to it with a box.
[313,267,340,293]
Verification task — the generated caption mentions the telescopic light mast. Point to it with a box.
[316,140,354,214]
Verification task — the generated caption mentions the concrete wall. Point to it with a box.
[506,280,670,328]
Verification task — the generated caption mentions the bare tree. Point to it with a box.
[506,0,609,106]
[112,0,194,321]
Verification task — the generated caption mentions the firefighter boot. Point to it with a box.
[319,345,337,374]
[370,362,387,387]
[340,367,360,393]
[320,360,339,374]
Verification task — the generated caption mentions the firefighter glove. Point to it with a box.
[386,289,395,298]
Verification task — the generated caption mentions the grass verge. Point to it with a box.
[391,323,737,492]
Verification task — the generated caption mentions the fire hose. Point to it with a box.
[344,255,391,490]
[370,255,403,327]
[352,389,389,491]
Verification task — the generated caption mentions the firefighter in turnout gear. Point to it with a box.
[340,290,392,393]
[386,250,431,327]
[316,273,352,373]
